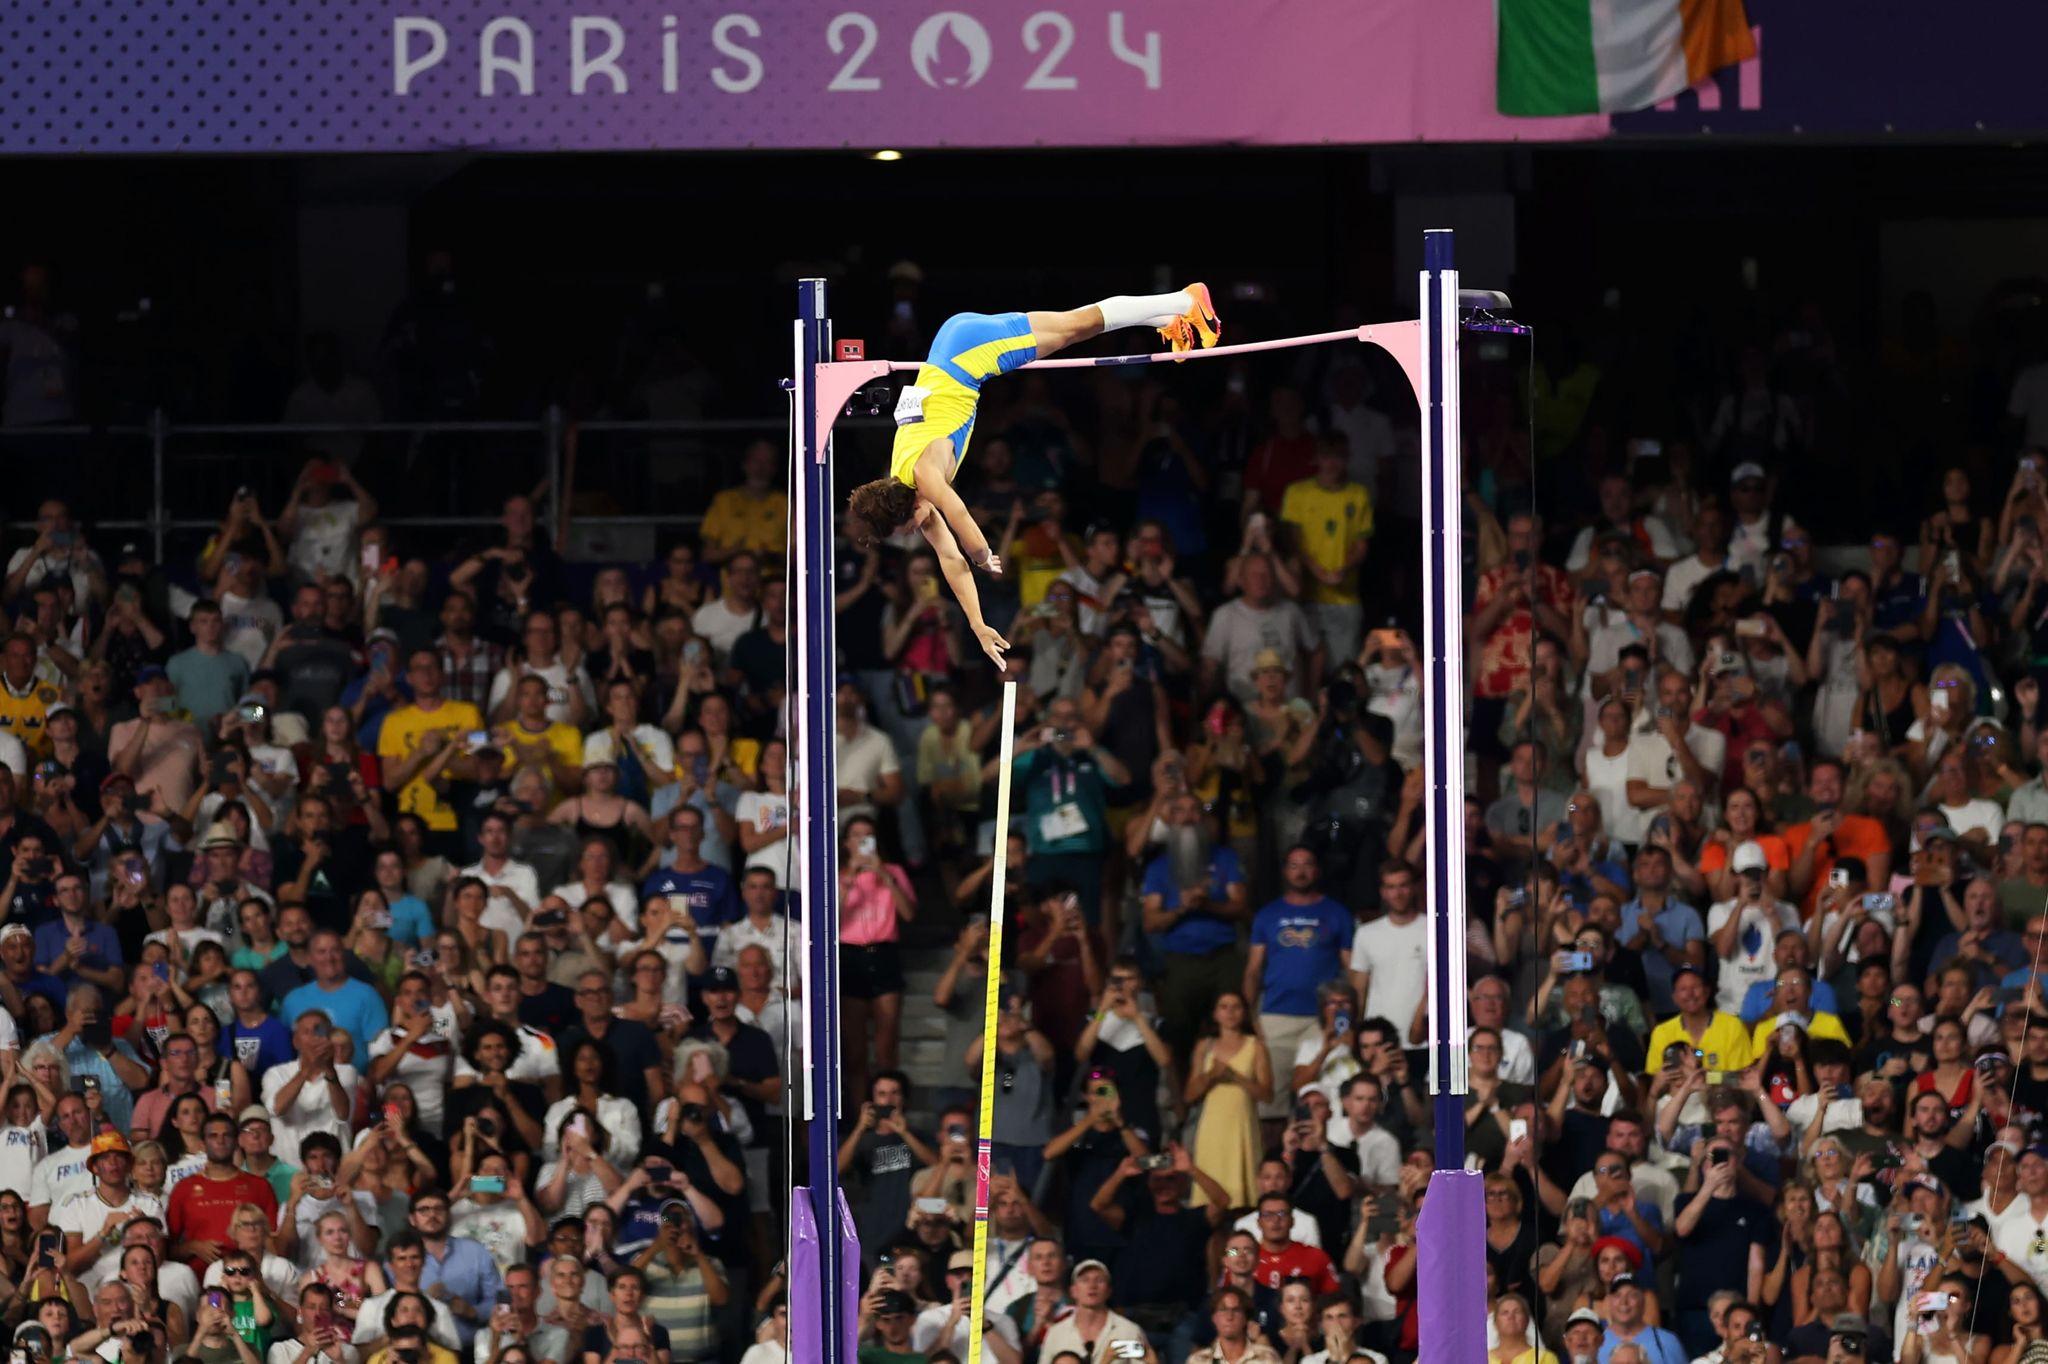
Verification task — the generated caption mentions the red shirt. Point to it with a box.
[166,1169,278,1266]
[1245,435,1318,518]
[1253,1241,1340,1294]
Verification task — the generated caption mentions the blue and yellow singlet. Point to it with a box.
[888,311,1039,488]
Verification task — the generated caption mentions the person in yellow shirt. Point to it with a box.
[1747,966,1851,1055]
[1277,435,1373,668]
[0,633,58,759]
[496,674,584,800]
[699,439,790,564]
[1644,964,1754,1076]
[375,650,486,851]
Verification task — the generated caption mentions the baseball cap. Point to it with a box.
[1671,962,1707,985]
[1607,1273,1642,1292]
[1773,1011,1811,1034]
[1732,840,1769,875]
[1565,1309,1604,1328]
[1252,648,1290,676]
[873,1289,917,1317]
[1830,1315,1869,1338]
[702,966,739,992]
[99,771,135,792]
[238,1106,272,1127]
[947,1251,974,1272]
[1731,462,1767,486]
[0,924,30,946]
[1070,1259,1111,1283]
[133,664,167,684]
[89,1131,132,1164]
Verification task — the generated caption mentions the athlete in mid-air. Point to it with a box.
[845,285,1221,667]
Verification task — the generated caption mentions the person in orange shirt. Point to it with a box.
[1783,759,1894,917]
[1698,788,1792,903]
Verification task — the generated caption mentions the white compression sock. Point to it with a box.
[1094,291,1194,331]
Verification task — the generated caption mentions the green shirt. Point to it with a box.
[1014,747,1110,856]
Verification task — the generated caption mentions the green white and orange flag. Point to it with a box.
[1498,0,1756,115]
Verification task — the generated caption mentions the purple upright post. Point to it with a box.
[1416,1171,1488,1364]
[789,1196,822,1364]
[792,277,849,1364]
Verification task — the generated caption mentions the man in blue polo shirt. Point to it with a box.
[1243,845,1350,1122]
[280,930,388,1063]
[1140,791,1248,1064]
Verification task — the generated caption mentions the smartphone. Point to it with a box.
[466,730,491,751]
[1333,1012,1351,1036]
[1735,618,1768,638]
[204,1289,229,1314]
[1561,951,1595,973]
[471,1175,506,1195]
[360,544,381,576]
[1863,892,1898,913]
[1135,1154,1174,1172]
[872,1104,896,1120]
[1829,867,1851,889]
[1291,1101,1313,1123]
[1508,1118,1529,1145]
[1709,1148,1731,1167]
[913,1196,951,1214]
[1932,689,1950,715]
[1706,1070,1728,1085]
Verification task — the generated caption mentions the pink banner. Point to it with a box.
[0,0,1605,152]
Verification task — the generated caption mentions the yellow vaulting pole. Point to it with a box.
[967,679,1017,1364]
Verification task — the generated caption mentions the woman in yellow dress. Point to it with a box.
[1184,990,1270,1210]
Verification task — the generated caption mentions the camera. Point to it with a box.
[1135,1154,1173,1172]
[679,1103,707,1125]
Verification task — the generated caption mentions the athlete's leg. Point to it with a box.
[1028,288,1214,358]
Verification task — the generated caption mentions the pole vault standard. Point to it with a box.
[786,230,1518,1364]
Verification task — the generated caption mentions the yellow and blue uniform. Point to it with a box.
[889,311,1039,488]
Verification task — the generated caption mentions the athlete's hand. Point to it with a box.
[972,550,1003,577]
[975,624,1010,669]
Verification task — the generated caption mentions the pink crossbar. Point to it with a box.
[810,319,1423,458]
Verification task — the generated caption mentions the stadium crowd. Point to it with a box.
[8,268,2048,1364]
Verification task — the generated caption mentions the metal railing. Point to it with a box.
[0,407,850,561]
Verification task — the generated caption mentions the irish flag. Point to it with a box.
[1498,0,1755,115]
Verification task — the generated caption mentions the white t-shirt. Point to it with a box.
[486,661,593,727]
[288,501,363,584]
[733,791,790,886]
[550,879,640,933]
[267,1342,359,1364]
[459,858,542,929]
[0,731,27,778]
[713,914,790,985]
[448,1198,528,1274]
[1583,742,1642,845]
[259,1061,362,1166]
[1231,1205,1321,1247]
[219,590,284,671]
[287,1189,383,1271]
[202,1251,301,1305]
[1704,898,1801,1016]
[52,1187,164,1280]
[1936,797,2004,843]
[835,725,899,823]
[350,1288,461,1350]
[912,1299,1020,1364]
[1202,597,1315,702]
[1327,1117,1403,1187]
[366,1025,458,1136]
[1662,555,1726,615]
[1349,915,1429,1042]
[1625,723,1728,808]
[691,598,760,661]
[1586,614,1695,681]
[0,1122,45,1195]
[451,1023,560,1089]
[581,726,676,777]
[29,1141,93,1212]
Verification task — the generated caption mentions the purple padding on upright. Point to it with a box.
[790,1191,822,1364]
[840,1187,864,1353]
[1418,1169,1488,1364]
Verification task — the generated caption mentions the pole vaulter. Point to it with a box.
[785,229,1526,1364]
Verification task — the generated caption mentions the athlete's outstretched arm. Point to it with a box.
[916,506,1009,668]
[914,458,1000,574]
